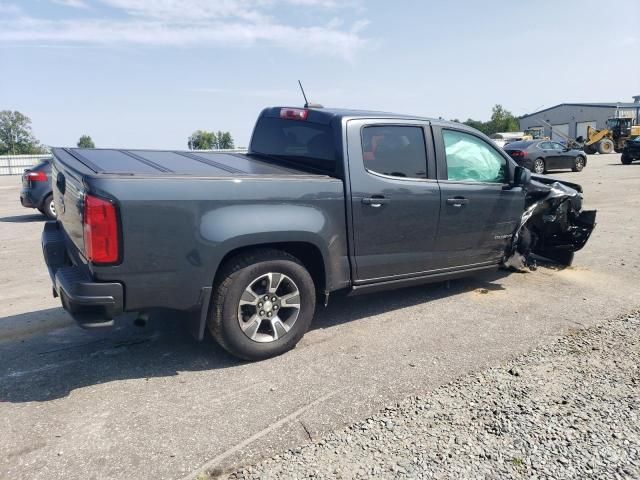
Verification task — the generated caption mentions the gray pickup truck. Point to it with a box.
[42,106,596,360]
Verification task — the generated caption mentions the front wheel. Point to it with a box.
[533,158,546,174]
[598,139,614,154]
[208,249,316,361]
[572,156,585,172]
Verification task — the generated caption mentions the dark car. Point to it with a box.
[20,159,56,219]
[42,107,596,360]
[621,136,640,164]
[504,140,587,174]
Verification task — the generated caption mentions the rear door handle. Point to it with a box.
[446,197,469,207]
[362,196,390,207]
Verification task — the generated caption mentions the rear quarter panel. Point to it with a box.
[85,175,349,312]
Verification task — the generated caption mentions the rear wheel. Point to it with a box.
[208,249,316,361]
[597,139,614,154]
[41,194,56,220]
[621,154,632,165]
[572,156,585,172]
[583,144,597,155]
[533,158,546,174]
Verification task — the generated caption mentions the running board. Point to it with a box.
[348,264,499,296]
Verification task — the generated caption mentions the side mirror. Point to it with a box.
[513,165,532,187]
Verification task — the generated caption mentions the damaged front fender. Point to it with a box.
[504,176,597,270]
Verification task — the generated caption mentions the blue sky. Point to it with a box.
[0,0,638,149]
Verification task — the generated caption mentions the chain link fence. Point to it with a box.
[0,154,53,175]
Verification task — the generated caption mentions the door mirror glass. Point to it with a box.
[513,165,531,186]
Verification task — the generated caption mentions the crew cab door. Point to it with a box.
[433,126,525,267]
[346,119,442,282]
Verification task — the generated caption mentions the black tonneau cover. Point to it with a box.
[53,148,310,176]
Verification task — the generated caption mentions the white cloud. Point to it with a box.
[52,0,89,8]
[0,2,21,14]
[0,0,368,59]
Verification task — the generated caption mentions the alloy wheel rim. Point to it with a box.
[576,158,584,169]
[237,272,301,343]
[49,200,56,217]
[534,160,544,174]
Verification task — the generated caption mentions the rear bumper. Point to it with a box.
[20,189,37,208]
[42,221,124,328]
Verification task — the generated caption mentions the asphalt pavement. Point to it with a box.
[0,154,639,479]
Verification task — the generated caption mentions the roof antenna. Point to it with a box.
[298,80,309,108]
[298,80,323,109]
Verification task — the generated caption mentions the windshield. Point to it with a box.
[607,118,630,129]
[250,117,337,172]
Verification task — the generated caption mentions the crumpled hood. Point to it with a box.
[504,176,597,270]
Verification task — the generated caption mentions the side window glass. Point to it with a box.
[539,142,550,149]
[443,129,508,183]
[361,126,427,179]
[552,142,564,150]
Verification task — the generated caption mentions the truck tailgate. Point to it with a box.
[51,149,88,255]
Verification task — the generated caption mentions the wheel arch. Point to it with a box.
[40,190,54,209]
[214,241,328,295]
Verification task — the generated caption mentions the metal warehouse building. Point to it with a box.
[519,96,640,142]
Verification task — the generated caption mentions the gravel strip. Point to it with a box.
[223,310,640,479]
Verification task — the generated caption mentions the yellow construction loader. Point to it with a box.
[582,117,640,154]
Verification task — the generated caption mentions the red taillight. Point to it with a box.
[280,108,308,120]
[83,194,119,264]
[510,150,528,158]
[25,170,48,182]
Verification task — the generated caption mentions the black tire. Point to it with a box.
[208,248,316,361]
[572,156,586,172]
[597,139,614,154]
[583,144,596,155]
[621,154,632,165]
[41,194,56,220]
[533,158,546,174]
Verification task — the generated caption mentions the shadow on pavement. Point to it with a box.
[0,213,45,223]
[0,307,72,343]
[0,270,509,404]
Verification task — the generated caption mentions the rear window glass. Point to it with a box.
[250,117,337,172]
[504,141,531,149]
[361,126,427,179]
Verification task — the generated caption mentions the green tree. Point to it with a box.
[188,130,234,150]
[217,131,235,149]
[486,104,519,135]
[188,130,217,150]
[77,135,95,148]
[463,118,489,135]
[0,110,46,155]
[463,105,519,136]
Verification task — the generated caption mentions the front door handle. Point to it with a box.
[362,196,390,207]
[446,197,469,207]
